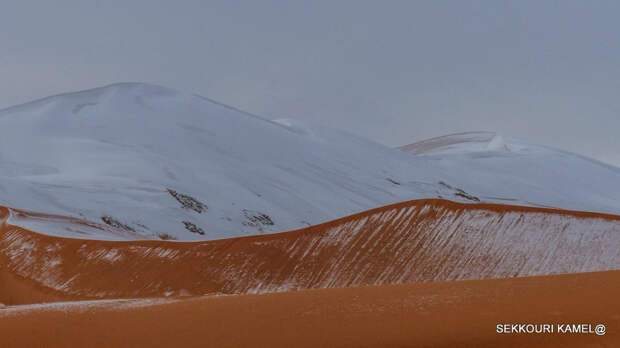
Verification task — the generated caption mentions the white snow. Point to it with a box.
[0,298,175,317]
[0,83,617,241]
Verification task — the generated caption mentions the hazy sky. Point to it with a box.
[1,1,619,166]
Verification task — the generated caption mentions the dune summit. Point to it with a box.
[1,199,618,305]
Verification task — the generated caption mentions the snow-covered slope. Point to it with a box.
[0,83,618,240]
[0,83,457,240]
[399,132,620,214]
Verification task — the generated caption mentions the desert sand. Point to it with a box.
[1,270,618,348]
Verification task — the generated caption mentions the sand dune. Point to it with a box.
[1,270,617,348]
[1,199,619,304]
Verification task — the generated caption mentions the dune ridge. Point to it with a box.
[1,199,619,305]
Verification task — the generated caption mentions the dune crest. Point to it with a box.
[1,199,619,305]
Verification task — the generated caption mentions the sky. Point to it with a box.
[1,0,619,166]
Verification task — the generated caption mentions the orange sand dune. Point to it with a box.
[1,200,619,304]
[1,270,618,348]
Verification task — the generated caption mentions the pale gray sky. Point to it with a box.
[1,1,619,165]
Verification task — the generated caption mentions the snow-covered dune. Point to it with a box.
[0,83,448,240]
[0,83,618,240]
[399,131,620,214]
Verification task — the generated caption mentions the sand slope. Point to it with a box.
[1,270,618,348]
[1,199,619,304]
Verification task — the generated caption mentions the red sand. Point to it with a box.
[1,270,618,348]
[1,199,619,304]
